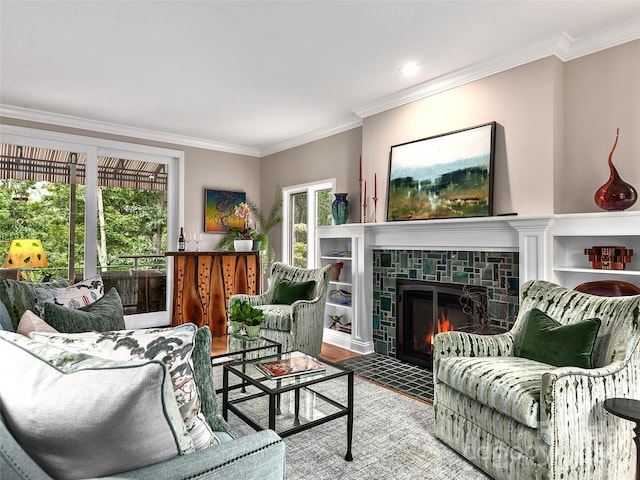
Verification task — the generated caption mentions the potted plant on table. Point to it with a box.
[230,202,255,252]
[228,299,265,338]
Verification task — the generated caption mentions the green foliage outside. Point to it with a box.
[0,179,167,279]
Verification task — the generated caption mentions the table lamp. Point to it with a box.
[4,239,49,268]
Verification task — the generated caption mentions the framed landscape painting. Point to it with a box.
[386,122,496,221]
[204,189,246,233]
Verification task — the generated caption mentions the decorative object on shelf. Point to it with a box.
[331,261,344,281]
[594,129,637,211]
[584,246,633,270]
[387,122,496,221]
[204,189,246,233]
[332,193,349,225]
[329,289,352,305]
[227,299,265,340]
[327,250,351,258]
[338,322,352,334]
[328,313,344,329]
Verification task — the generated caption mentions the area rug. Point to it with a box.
[219,374,490,480]
[335,352,434,404]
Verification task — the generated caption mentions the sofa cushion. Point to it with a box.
[33,274,104,315]
[0,277,37,331]
[0,330,194,479]
[437,356,553,428]
[517,308,601,368]
[16,309,59,336]
[42,287,125,333]
[30,323,219,450]
[272,279,316,305]
[256,304,293,331]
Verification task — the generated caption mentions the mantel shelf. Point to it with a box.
[553,266,640,276]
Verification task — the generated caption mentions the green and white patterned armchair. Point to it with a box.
[229,262,332,357]
[433,279,640,480]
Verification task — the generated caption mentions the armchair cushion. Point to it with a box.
[516,308,601,368]
[0,331,194,479]
[42,287,125,333]
[257,304,293,331]
[437,355,551,428]
[30,324,218,450]
[272,279,316,305]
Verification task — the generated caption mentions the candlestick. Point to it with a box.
[362,180,367,224]
[374,173,377,198]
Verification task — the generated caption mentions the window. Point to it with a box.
[0,125,183,324]
[282,180,335,268]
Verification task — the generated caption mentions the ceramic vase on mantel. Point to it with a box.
[594,129,638,211]
[332,193,349,225]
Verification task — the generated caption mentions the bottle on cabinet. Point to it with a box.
[178,227,185,251]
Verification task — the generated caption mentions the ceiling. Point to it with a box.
[1,1,639,157]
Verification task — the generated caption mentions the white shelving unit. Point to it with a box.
[549,213,640,289]
[317,224,370,353]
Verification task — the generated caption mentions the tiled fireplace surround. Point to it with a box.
[319,212,640,356]
[372,249,519,357]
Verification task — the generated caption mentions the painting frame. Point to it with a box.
[203,189,246,233]
[386,122,496,222]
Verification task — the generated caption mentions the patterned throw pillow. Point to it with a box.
[30,323,218,450]
[0,331,194,479]
[32,274,104,316]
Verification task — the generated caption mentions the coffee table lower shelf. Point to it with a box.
[222,352,354,461]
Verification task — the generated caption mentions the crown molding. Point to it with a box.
[353,18,640,119]
[0,105,261,157]
[258,117,363,157]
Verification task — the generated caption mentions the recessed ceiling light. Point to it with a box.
[400,62,419,76]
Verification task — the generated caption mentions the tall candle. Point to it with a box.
[364,180,367,200]
[359,155,362,181]
[374,173,377,198]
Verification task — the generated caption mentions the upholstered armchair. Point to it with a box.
[229,262,331,357]
[433,279,640,480]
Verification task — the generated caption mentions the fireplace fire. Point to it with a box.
[397,280,487,369]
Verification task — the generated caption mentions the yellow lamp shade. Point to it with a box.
[4,239,49,268]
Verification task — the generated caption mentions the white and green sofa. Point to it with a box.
[433,279,640,480]
[0,276,286,480]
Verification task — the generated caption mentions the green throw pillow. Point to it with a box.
[517,308,601,368]
[0,277,37,331]
[273,279,316,305]
[43,287,125,333]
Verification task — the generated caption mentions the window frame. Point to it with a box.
[282,179,335,268]
[0,124,184,326]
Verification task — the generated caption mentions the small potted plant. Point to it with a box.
[228,299,265,338]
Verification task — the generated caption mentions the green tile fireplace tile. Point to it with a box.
[381,253,392,268]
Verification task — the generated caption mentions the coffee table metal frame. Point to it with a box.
[222,351,354,461]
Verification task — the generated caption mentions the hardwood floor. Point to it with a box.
[319,342,360,363]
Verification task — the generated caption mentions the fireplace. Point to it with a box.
[396,279,488,369]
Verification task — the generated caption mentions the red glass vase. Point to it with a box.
[594,129,637,211]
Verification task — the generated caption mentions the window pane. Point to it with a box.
[97,158,167,314]
[317,189,333,226]
[291,192,307,268]
[0,145,85,282]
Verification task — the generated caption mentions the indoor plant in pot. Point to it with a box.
[228,299,265,338]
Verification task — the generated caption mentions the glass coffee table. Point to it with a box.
[211,334,282,394]
[222,351,354,461]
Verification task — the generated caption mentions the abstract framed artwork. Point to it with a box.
[204,189,246,233]
[386,122,496,221]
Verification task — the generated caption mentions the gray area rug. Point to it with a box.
[217,372,490,480]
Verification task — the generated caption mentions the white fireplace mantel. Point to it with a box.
[317,211,640,353]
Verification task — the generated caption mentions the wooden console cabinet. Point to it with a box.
[166,251,260,335]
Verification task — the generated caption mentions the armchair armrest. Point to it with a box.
[290,298,324,337]
[229,292,273,307]
[539,346,639,478]
[433,331,515,383]
[111,430,285,480]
